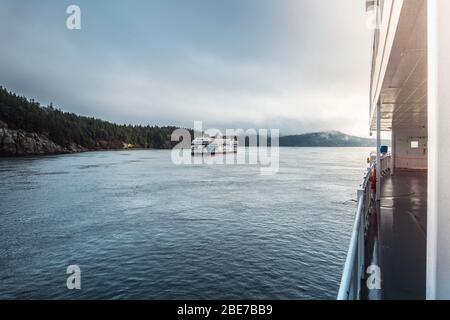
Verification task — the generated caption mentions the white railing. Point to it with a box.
[380,153,392,176]
[337,155,391,300]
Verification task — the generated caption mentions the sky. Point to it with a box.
[0,0,372,136]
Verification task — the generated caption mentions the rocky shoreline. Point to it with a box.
[0,121,138,157]
[0,121,82,156]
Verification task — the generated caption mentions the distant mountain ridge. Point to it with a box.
[279,131,389,147]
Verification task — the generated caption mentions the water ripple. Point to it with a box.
[0,148,371,299]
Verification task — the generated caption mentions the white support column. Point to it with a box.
[376,101,381,201]
[391,129,395,175]
[427,0,450,300]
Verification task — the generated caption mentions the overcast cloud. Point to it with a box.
[0,0,372,136]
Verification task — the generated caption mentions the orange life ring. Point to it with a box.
[371,168,377,191]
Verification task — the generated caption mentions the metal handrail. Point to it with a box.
[337,155,391,300]
[337,165,372,300]
[337,191,365,300]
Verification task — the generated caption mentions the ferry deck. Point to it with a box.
[338,0,450,300]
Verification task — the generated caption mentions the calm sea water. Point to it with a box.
[0,147,371,299]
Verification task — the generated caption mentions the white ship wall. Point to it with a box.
[427,0,450,300]
[392,127,428,170]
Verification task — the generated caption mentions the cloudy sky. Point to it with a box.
[0,0,372,136]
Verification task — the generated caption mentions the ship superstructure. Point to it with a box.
[339,0,450,300]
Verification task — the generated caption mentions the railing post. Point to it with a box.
[376,101,381,201]
[357,189,365,300]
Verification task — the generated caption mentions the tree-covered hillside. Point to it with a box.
[0,86,182,150]
[279,131,389,147]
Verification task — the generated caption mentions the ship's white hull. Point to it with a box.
[191,137,237,155]
[191,145,237,155]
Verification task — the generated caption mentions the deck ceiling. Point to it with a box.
[371,0,427,132]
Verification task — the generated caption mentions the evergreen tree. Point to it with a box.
[0,86,190,150]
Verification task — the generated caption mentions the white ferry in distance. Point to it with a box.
[191,136,238,155]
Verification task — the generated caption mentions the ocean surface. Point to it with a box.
[0,147,372,299]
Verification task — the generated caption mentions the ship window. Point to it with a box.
[411,141,419,149]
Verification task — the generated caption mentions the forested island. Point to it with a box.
[279,131,389,147]
[0,87,384,156]
[0,87,183,156]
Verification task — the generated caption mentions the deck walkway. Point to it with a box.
[366,170,427,300]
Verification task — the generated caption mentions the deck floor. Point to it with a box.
[366,170,427,300]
